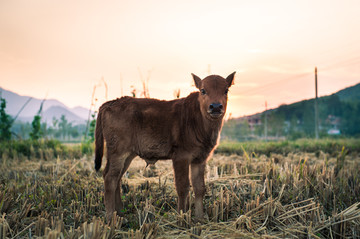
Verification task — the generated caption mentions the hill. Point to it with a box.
[17,106,87,125]
[335,82,360,102]
[0,87,89,124]
[222,82,360,140]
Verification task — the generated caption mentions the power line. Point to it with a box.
[238,72,312,96]
[236,54,360,97]
[321,56,360,71]
[316,39,360,59]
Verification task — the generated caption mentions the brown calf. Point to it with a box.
[95,72,235,221]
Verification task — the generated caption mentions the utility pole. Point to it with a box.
[314,67,319,139]
[264,101,268,141]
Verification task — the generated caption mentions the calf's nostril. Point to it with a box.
[209,103,223,112]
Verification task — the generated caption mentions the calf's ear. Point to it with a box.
[226,72,236,87]
[192,73,202,89]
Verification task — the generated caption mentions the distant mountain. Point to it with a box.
[17,106,87,125]
[71,106,91,120]
[225,81,360,139]
[0,87,90,125]
[240,82,360,119]
[42,106,87,125]
[335,83,360,102]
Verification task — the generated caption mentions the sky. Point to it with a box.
[1,0,360,117]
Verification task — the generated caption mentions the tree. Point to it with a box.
[29,98,45,140]
[59,115,68,140]
[221,118,251,141]
[268,111,285,137]
[29,115,42,140]
[88,112,96,143]
[341,101,360,135]
[66,122,73,141]
[70,127,79,139]
[0,98,13,141]
[52,117,58,128]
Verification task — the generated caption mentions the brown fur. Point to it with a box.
[95,72,235,221]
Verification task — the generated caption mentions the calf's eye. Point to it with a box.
[200,89,206,95]
[224,89,229,95]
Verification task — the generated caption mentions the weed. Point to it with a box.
[0,139,359,238]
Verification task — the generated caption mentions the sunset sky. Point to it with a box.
[1,0,360,117]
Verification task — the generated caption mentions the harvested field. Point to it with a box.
[1,143,360,238]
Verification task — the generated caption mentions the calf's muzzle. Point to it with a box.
[208,103,223,118]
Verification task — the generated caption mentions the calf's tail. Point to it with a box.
[94,111,104,171]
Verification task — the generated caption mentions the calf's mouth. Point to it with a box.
[208,109,224,119]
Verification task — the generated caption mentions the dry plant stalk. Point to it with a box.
[0,148,359,238]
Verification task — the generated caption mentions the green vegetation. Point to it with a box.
[0,98,12,141]
[222,89,360,141]
[336,82,360,102]
[29,115,43,140]
[86,112,97,143]
[29,99,45,141]
[9,117,86,142]
[0,95,86,142]
[0,139,359,238]
[216,138,360,156]
[0,139,93,161]
[1,84,360,237]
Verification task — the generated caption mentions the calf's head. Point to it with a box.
[192,72,235,120]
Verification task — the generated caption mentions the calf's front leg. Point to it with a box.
[191,162,206,220]
[172,159,190,213]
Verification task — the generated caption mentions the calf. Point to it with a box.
[95,72,235,221]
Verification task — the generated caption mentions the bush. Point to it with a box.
[81,141,94,156]
[0,98,13,141]
[216,138,360,156]
[0,139,92,161]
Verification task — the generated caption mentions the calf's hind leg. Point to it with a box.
[115,153,136,216]
[103,152,133,222]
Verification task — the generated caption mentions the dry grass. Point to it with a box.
[1,146,360,238]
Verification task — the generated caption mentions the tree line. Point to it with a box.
[0,97,93,142]
[3,91,359,143]
[221,93,360,141]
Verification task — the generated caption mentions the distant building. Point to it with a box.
[326,115,341,135]
[327,128,341,135]
[246,115,262,132]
